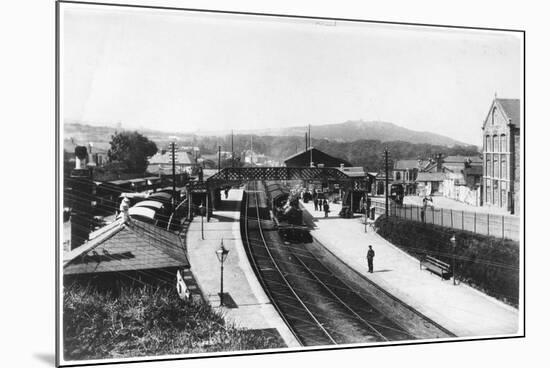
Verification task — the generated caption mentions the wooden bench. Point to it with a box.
[420,255,452,280]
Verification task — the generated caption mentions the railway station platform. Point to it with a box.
[186,188,300,348]
[300,200,519,338]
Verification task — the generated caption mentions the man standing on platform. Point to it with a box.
[367,245,375,273]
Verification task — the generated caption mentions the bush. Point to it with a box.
[63,284,284,361]
[375,216,519,307]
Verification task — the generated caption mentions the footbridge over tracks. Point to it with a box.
[186,167,361,219]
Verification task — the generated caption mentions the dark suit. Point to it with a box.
[367,249,375,273]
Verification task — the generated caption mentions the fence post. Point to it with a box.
[502,215,505,239]
[487,213,490,236]
[474,211,476,234]
[432,206,435,224]
[441,207,444,226]
[450,209,453,228]
[417,206,419,222]
[462,211,464,231]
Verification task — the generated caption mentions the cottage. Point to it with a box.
[416,172,447,196]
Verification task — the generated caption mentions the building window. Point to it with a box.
[395,172,401,180]
[493,135,499,152]
[501,158,507,180]
[485,135,491,152]
[493,180,499,205]
[493,159,499,179]
[486,157,491,176]
[500,134,507,152]
[486,179,491,203]
[492,106,497,125]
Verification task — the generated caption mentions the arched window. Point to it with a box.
[486,157,491,176]
[493,159,499,178]
[493,135,499,152]
[492,106,497,125]
[501,158,507,179]
[500,134,506,152]
[486,135,491,152]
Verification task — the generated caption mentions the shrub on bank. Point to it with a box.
[63,284,284,361]
[375,215,519,307]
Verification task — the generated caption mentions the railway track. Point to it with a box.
[242,181,415,346]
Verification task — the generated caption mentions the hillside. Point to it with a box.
[238,120,467,147]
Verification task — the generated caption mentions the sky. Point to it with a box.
[61,4,523,145]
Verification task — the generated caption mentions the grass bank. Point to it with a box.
[63,284,285,361]
[375,215,519,307]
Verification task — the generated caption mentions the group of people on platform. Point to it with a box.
[313,197,330,218]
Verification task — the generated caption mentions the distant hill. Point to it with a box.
[237,120,468,147]
[63,119,468,154]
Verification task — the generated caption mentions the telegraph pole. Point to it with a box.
[384,147,389,217]
[231,130,234,168]
[171,141,177,208]
[309,124,313,167]
[218,145,221,174]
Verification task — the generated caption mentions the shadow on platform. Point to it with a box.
[216,200,242,211]
[209,214,238,223]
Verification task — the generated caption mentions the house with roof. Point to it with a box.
[63,210,190,295]
[392,159,425,195]
[416,172,448,196]
[482,96,520,214]
[147,150,198,176]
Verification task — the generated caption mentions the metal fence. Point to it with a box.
[370,198,519,241]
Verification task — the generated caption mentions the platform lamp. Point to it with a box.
[215,239,230,306]
[450,234,457,285]
[199,202,205,240]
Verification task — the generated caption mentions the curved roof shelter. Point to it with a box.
[134,200,164,210]
[128,207,157,221]
[148,192,172,204]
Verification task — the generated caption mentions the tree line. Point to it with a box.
[193,135,480,171]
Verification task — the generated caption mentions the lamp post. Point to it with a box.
[199,202,205,240]
[215,239,230,306]
[450,234,457,285]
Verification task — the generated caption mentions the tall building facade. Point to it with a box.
[481,97,520,214]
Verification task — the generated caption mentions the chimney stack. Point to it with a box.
[436,153,443,172]
[120,197,131,223]
[70,146,93,250]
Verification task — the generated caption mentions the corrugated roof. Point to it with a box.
[496,98,520,127]
[416,172,447,182]
[64,218,188,275]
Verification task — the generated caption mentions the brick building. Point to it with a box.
[481,97,520,214]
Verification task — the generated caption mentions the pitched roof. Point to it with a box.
[64,218,188,275]
[496,98,520,127]
[284,147,352,167]
[416,172,447,182]
[148,151,196,165]
[394,160,420,170]
[339,166,366,177]
[444,155,482,164]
